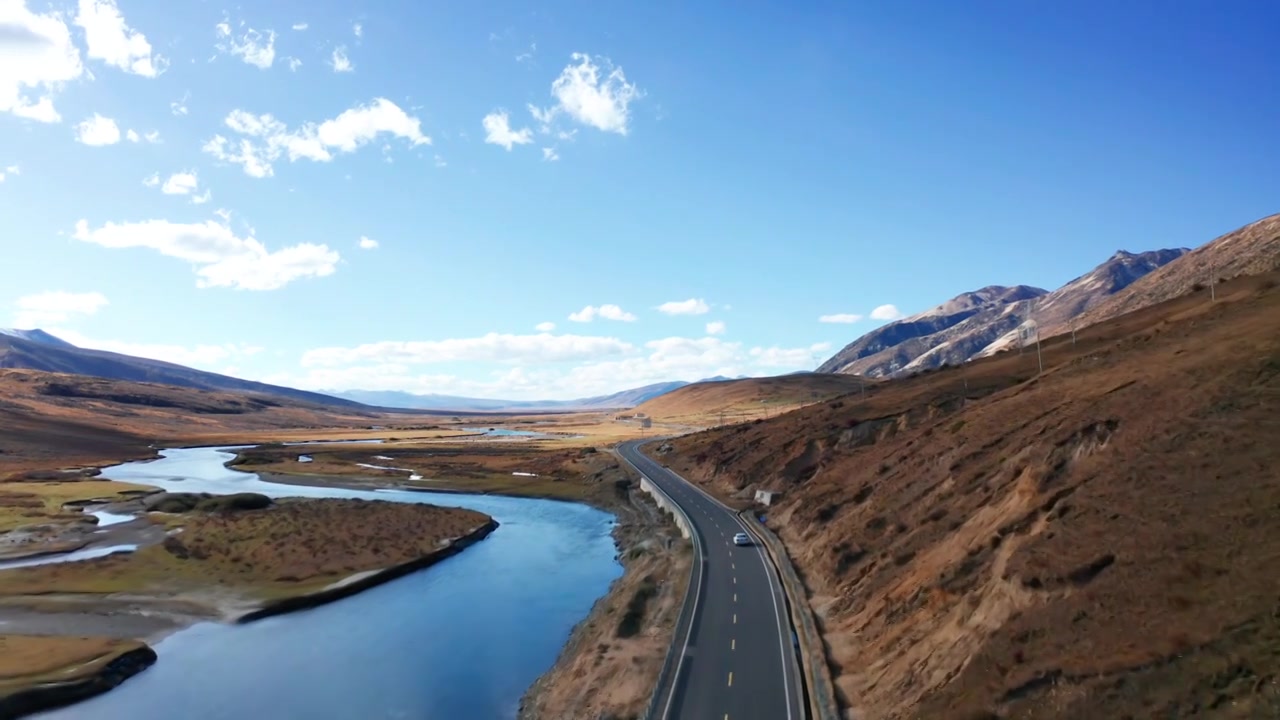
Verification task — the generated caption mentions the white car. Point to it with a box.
[733,532,751,546]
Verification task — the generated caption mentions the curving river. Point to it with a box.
[35,446,622,720]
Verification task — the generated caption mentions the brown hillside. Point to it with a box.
[661,271,1280,719]
[0,370,380,479]
[633,373,871,425]
[1074,212,1280,331]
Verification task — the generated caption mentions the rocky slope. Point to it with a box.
[817,285,1047,376]
[661,270,1280,719]
[978,248,1188,356]
[820,247,1187,377]
[1073,212,1280,330]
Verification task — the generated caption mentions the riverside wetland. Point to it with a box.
[0,418,689,720]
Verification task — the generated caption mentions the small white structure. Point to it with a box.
[754,489,782,506]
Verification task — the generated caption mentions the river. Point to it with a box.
[34,446,623,720]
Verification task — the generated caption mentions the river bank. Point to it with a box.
[518,452,692,720]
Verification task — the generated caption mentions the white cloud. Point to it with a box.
[568,304,636,323]
[542,53,642,135]
[870,304,904,321]
[279,333,838,400]
[215,21,275,69]
[74,113,120,145]
[302,333,634,368]
[330,46,352,73]
[291,22,307,31]
[358,236,378,250]
[482,110,533,150]
[170,92,189,116]
[0,164,18,182]
[819,313,863,324]
[656,298,710,315]
[352,23,362,38]
[11,290,108,328]
[515,42,536,63]
[535,321,556,332]
[541,146,559,162]
[0,1,84,123]
[143,129,159,143]
[48,328,262,370]
[74,0,165,77]
[72,218,340,290]
[190,189,211,205]
[203,98,430,177]
[286,56,301,71]
[705,321,726,335]
[160,171,198,195]
[434,154,447,168]
[141,172,158,187]
[750,342,832,368]
[125,128,138,142]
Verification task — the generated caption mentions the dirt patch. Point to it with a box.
[0,635,156,719]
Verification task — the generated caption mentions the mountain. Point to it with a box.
[1071,212,1280,330]
[0,328,78,350]
[817,285,1048,376]
[977,247,1189,356]
[0,330,366,410]
[329,381,692,412]
[633,372,870,423]
[659,270,1280,718]
[820,247,1187,377]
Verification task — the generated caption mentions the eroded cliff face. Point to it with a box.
[665,272,1280,719]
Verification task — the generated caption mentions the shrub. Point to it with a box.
[615,577,659,638]
[196,493,272,513]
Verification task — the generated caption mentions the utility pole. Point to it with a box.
[1035,326,1044,374]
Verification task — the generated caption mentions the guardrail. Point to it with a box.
[617,445,702,720]
[741,511,841,720]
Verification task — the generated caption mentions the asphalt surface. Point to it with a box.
[619,440,803,720]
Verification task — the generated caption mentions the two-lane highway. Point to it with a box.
[619,440,803,720]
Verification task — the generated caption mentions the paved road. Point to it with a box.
[618,440,803,720]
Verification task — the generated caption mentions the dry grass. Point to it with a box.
[0,480,155,532]
[662,271,1280,719]
[234,442,635,507]
[0,635,147,691]
[0,499,491,603]
[633,373,871,426]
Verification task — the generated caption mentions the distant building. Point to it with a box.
[754,489,782,506]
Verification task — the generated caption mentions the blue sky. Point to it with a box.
[2,1,1277,400]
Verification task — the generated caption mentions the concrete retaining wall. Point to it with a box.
[743,512,841,720]
[639,476,692,540]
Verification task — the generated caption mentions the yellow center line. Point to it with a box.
[728,671,733,687]
[731,638,736,650]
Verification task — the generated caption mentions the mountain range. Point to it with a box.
[821,213,1280,378]
[0,328,739,413]
[0,329,365,410]
[327,375,747,412]
[819,248,1189,376]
